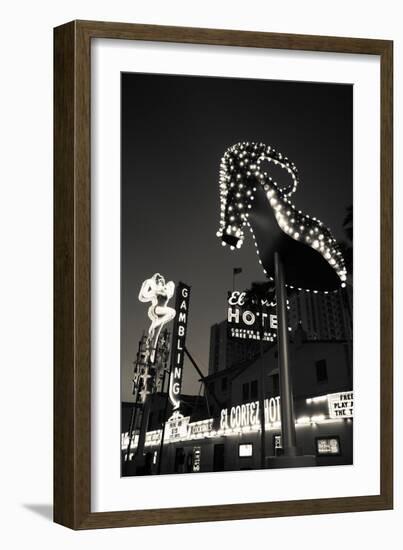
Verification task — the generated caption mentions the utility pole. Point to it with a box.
[266,253,316,467]
[274,252,298,456]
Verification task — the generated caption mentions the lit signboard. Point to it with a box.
[189,419,214,438]
[138,273,176,364]
[220,397,281,431]
[328,391,354,419]
[168,282,191,410]
[165,412,190,442]
[192,446,202,472]
[227,291,277,342]
[146,431,161,445]
[239,443,253,457]
[316,437,340,455]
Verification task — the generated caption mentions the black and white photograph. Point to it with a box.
[0,0,397,541]
[120,72,353,477]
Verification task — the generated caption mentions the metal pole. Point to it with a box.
[125,403,138,465]
[274,252,299,456]
[184,347,222,410]
[156,329,172,474]
[257,301,266,469]
[258,343,267,468]
[135,396,151,466]
[157,390,171,475]
[203,387,211,418]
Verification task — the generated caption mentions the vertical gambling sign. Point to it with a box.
[168,282,191,410]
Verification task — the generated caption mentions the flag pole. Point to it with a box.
[233,267,242,292]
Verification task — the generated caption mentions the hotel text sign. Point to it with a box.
[169,282,191,410]
[328,391,354,418]
[227,291,277,342]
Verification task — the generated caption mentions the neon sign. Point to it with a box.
[328,391,354,418]
[227,290,277,342]
[165,412,190,441]
[220,397,281,431]
[139,273,176,363]
[121,389,353,452]
[168,282,191,410]
[216,142,347,292]
[189,419,214,438]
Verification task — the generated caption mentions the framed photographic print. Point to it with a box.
[54,20,393,529]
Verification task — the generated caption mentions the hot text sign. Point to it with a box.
[227,290,277,342]
[168,282,191,409]
[220,397,281,431]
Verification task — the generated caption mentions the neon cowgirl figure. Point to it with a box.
[139,273,176,363]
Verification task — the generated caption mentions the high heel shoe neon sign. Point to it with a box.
[216,142,347,292]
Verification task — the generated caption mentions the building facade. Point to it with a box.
[122,326,353,475]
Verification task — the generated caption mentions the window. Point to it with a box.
[250,380,258,400]
[242,382,249,402]
[239,443,253,457]
[316,359,328,383]
[221,376,228,392]
[316,436,340,456]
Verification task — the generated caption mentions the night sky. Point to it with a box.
[121,72,352,401]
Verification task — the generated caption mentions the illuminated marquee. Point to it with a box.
[168,282,191,410]
[220,397,281,431]
[328,391,354,419]
[189,419,214,438]
[121,390,354,453]
[165,412,190,442]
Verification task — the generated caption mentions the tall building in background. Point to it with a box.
[208,321,272,375]
[288,287,352,341]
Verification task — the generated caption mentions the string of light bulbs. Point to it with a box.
[216,142,348,293]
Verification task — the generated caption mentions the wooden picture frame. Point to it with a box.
[54,20,393,529]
